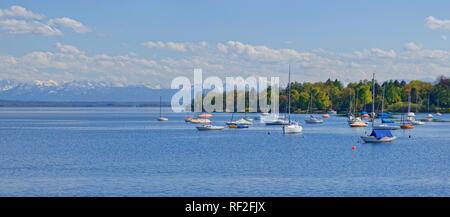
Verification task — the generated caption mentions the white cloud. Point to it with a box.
[0,5,44,20]
[142,41,187,52]
[48,17,91,33]
[218,41,312,62]
[0,19,62,36]
[353,48,397,59]
[0,55,17,65]
[1,41,450,86]
[425,16,450,30]
[442,35,448,41]
[217,43,228,53]
[404,42,423,51]
[55,42,82,54]
[142,41,208,52]
[0,5,91,36]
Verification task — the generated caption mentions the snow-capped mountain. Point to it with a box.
[0,80,177,102]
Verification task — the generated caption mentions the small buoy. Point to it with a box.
[268,131,271,135]
[408,135,411,138]
[352,145,357,151]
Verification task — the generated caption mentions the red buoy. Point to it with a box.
[352,145,357,151]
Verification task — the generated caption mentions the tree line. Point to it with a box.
[278,75,450,114]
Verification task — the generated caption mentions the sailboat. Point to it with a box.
[305,92,324,124]
[400,93,415,129]
[436,99,442,116]
[157,96,169,121]
[425,93,433,121]
[361,73,397,143]
[406,92,415,118]
[226,113,250,128]
[196,124,225,131]
[283,64,303,134]
[373,85,400,130]
[407,92,425,125]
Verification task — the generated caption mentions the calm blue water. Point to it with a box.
[0,107,450,196]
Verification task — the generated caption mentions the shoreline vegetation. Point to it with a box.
[277,75,450,114]
[1,76,449,114]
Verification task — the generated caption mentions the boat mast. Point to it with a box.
[428,93,430,113]
[408,92,411,114]
[354,89,357,115]
[288,64,291,122]
[371,73,375,127]
[415,90,419,113]
[382,85,385,115]
[159,95,162,117]
[437,98,440,113]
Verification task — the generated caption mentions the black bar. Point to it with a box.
[0,197,449,216]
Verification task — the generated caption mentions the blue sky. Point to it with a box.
[1,0,450,86]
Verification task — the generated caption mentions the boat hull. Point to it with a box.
[265,120,289,125]
[190,119,212,124]
[157,117,169,121]
[228,124,249,129]
[196,125,224,131]
[283,124,303,134]
[400,124,414,129]
[361,136,397,143]
[373,125,400,130]
[350,122,368,127]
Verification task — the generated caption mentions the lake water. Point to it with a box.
[0,107,450,196]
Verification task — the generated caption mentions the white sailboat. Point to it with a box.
[196,125,225,131]
[425,93,433,121]
[157,96,169,121]
[436,99,442,116]
[226,113,252,126]
[305,92,324,124]
[361,73,397,143]
[406,92,425,125]
[283,65,303,134]
[406,94,415,118]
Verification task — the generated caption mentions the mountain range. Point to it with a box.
[0,80,177,103]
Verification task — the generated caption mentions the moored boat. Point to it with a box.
[184,116,193,122]
[196,124,224,131]
[400,123,414,129]
[305,115,324,124]
[361,73,397,143]
[373,124,400,130]
[228,124,249,129]
[411,120,425,125]
[283,121,303,134]
[226,118,252,126]
[361,129,397,143]
[157,117,169,122]
[157,96,169,121]
[190,118,212,124]
[349,117,367,127]
[328,110,337,115]
[265,119,289,125]
[282,64,303,134]
[198,113,213,119]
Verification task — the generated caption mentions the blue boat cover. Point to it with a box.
[378,112,391,118]
[370,129,393,139]
[382,119,395,123]
[360,111,368,115]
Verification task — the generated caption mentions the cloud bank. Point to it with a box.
[1,41,450,88]
[0,5,90,36]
